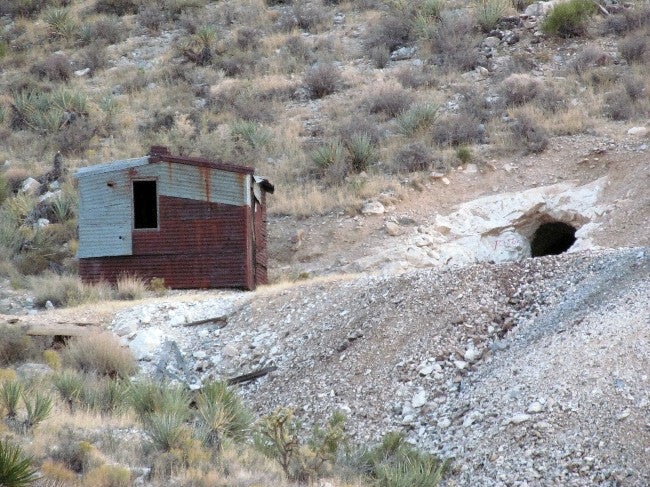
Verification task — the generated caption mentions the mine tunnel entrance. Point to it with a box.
[530,221,577,257]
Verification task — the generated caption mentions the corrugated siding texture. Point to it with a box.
[77,167,136,258]
[254,191,268,285]
[79,196,254,289]
[133,162,251,206]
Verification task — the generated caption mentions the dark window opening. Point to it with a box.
[530,221,577,257]
[133,180,158,229]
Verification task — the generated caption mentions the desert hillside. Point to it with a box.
[0,0,649,485]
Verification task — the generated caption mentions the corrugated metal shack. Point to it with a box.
[75,146,274,290]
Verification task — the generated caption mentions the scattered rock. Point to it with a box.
[385,221,402,236]
[21,177,40,196]
[627,126,648,137]
[391,46,417,61]
[361,201,386,216]
[527,401,544,413]
[509,413,532,424]
[412,390,427,408]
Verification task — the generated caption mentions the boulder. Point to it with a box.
[21,177,41,196]
[361,201,385,216]
[627,126,648,137]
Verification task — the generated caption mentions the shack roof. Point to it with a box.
[75,146,264,179]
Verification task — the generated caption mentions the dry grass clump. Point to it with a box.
[116,274,148,300]
[602,88,635,121]
[0,325,37,366]
[29,273,114,308]
[602,3,650,35]
[62,332,137,379]
[365,9,414,51]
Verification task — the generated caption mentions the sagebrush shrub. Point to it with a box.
[0,326,35,366]
[602,89,634,120]
[365,12,413,51]
[619,35,648,64]
[602,4,650,35]
[499,73,543,106]
[510,112,548,154]
[392,142,432,173]
[95,0,139,15]
[431,113,484,146]
[304,63,341,99]
[32,54,72,81]
[541,0,595,37]
[571,45,609,75]
[365,87,413,119]
[430,13,481,72]
[369,46,390,69]
[116,274,147,300]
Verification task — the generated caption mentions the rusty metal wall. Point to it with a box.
[79,196,254,289]
[254,191,268,285]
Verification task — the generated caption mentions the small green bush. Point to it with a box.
[456,146,472,163]
[0,439,39,487]
[541,0,595,37]
[128,381,192,422]
[346,134,377,173]
[53,369,84,411]
[396,103,438,136]
[311,141,346,171]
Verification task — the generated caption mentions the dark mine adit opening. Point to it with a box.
[530,221,577,257]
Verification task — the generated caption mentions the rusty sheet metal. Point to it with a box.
[254,192,268,285]
[79,196,254,289]
[148,146,255,175]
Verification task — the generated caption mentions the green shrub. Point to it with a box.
[0,40,7,59]
[0,439,39,487]
[44,7,77,40]
[365,87,414,119]
[456,146,471,163]
[11,89,88,134]
[1,380,23,418]
[63,333,136,379]
[541,0,595,37]
[619,35,648,64]
[196,381,253,448]
[230,120,272,151]
[144,412,194,452]
[83,376,128,414]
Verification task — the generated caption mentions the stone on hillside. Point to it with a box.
[35,218,50,228]
[524,1,555,17]
[130,328,165,361]
[75,68,90,77]
[509,413,531,424]
[361,201,385,215]
[527,401,544,413]
[21,177,40,195]
[483,36,500,48]
[412,390,427,408]
[430,171,445,180]
[38,190,63,203]
[391,46,417,61]
[385,221,402,236]
[627,126,648,137]
[464,347,481,362]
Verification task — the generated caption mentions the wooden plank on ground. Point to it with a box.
[24,325,97,337]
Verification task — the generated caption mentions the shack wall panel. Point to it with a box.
[77,170,133,258]
[80,196,252,289]
[254,191,268,285]
[131,163,250,206]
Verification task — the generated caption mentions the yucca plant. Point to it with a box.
[23,392,52,430]
[53,369,83,412]
[182,27,216,65]
[346,134,377,173]
[128,381,192,422]
[474,0,511,32]
[311,141,345,170]
[1,380,23,419]
[230,120,271,150]
[196,381,253,448]
[0,439,39,487]
[44,8,77,40]
[396,103,438,136]
[144,412,192,452]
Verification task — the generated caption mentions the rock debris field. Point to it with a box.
[111,247,650,486]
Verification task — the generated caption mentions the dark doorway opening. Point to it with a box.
[530,221,577,257]
[133,180,158,229]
